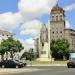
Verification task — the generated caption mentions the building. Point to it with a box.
[36,4,75,61]
[0,29,14,43]
[50,4,75,51]
[50,4,65,40]
[65,29,75,50]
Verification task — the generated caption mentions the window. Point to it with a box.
[42,43,44,46]
[56,16,58,21]
[60,15,62,20]
[52,15,54,21]
[52,32,54,34]
[60,31,62,33]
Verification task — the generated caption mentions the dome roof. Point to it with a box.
[51,4,64,12]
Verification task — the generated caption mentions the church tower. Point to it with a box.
[50,4,65,41]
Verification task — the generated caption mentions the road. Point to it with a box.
[2,66,75,75]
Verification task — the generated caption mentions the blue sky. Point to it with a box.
[59,0,75,29]
[0,0,18,13]
[0,0,75,49]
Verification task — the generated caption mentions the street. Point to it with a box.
[2,66,75,75]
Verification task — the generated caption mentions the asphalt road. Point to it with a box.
[2,66,75,75]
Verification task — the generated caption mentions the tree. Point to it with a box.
[0,39,11,60]
[21,48,35,61]
[0,37,24,60]
[0,44,6,61]
[50,39,70,60]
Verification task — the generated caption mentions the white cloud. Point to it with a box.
[0,0,58,50]
[0,12,23,30]
[64,3,75,11]
[18,38,35,51]
[18,38,26,49]
[20,20,42,37]
[18,0,58,19]
[65,20,71,28]
[0,0,58,30]
[25,38,34,45]
[25,38,35,50]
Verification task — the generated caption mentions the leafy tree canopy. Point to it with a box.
[50,39,70,60]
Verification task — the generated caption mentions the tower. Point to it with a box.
[50,4,65,41]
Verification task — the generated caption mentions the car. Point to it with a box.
[15,60,27,66]
[0,60,24,68]
[67,58,75,68]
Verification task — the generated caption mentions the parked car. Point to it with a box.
[0,60,25,68]
[15,60,27,66]
[67,58,75,68]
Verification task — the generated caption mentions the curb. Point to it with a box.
[27,64,67,66]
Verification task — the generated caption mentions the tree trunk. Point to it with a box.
[10,51,14,60]
[1,54,4,61]
[6,52,8,60]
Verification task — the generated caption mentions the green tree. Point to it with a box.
[0,44,6,61]
[51,39,70,60]
[21,48,35,61]
[0,39,10,60]
[0,37,24,60]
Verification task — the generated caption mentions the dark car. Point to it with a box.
[15,60,27,66]
[0,60,24,68]
[67,58,75,68]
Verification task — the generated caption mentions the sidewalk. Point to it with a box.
[27,64,67,66]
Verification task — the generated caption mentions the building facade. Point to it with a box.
[65,29,75,50]
[50,4,65,41]
[37,4,75,59]
[50,4,75,51]
[0,29,14,43]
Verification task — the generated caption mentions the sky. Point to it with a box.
[0,0,75,50]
